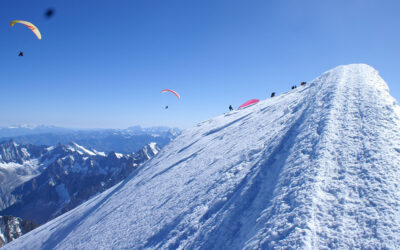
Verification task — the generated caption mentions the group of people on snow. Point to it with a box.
[228,81,307,111]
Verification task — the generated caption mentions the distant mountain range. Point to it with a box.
[0,140,160,224]
[0,125,179,246]
[0,125,73,137]
[0,125,181,153]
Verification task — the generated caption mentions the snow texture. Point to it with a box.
[5,64,400,249]
[149,142,160,155]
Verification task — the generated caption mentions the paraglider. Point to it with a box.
[238,99,259,109]
[18,51,24,57]
[161,89,180,100]
[45,8,55,19]
[161,89,179,109]
[10,20,42,40]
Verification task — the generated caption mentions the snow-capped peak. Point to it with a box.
[113,152,124,159]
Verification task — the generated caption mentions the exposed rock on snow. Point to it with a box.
[0,215,38,247]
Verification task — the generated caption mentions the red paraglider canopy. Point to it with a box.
[161,89,180,100]
[238,99,259,109]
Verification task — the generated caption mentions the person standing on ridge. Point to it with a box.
[229,105,233,111]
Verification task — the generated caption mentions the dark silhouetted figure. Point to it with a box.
[45,8,55,18]
[18,51,24,57]
[229,105,233,111]
[271,92,275,98]
[165,106,168,109]
[291,86,295,89]
[301,81,307,86]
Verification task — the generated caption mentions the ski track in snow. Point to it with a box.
[4,64,400,249]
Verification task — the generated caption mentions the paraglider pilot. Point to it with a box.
[270,92,275,98]
[45,8,55,19]
[229,105,233,111]
[18,51,24,57]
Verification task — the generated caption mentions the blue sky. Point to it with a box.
[0,0,399,129]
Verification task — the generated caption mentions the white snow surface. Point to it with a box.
[93,149,106,157]
[5,64,400,249]
[114,153,124,159]
[149,142,160,155]
[68,142,96,156]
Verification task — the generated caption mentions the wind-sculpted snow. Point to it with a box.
[5,64,400,249]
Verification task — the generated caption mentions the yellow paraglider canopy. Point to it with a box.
[10,20,41,40]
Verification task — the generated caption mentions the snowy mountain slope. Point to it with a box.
[5,64,400,249]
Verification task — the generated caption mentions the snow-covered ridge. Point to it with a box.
[5,64,400,249]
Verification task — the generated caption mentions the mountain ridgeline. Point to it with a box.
[0,126,180,154]
[4,64,400,249]
[0,140,45,164]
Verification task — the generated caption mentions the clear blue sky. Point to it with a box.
[1,0,399,129]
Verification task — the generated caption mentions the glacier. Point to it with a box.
[4,64,400,249]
